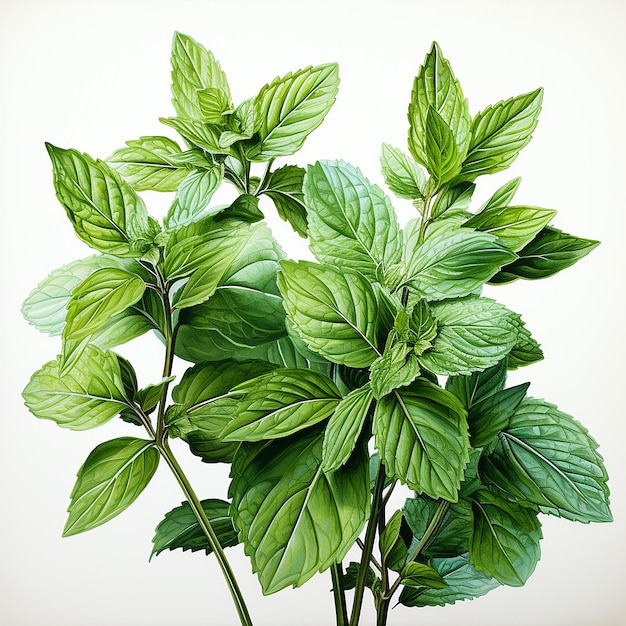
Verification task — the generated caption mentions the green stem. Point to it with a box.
[158,440,254,626]
[376,594,390,626]
[349,462,386,626]
[330,562,348,626]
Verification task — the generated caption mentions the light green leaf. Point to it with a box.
[322,384,374,472]
[403,221,516,300]
[106,136,190,192]
[380,143,426,200]
[136,376,176,414]
[431,182,475,221]
[246,63,339,160]
[160,117,224,153]
[373,379,470,501]
[151,499,238,558]
[458,88,543,181]
[197,87,231,123]
[305,160,402,280]
[479,177,522,212]
[263,165,308,237]
[63,268,146,342]
[470,489,542,586]
[278,261,380,368]
[63,437,159,536]
[170,32,231,120]
[46,144,160,257]
[408,42,470,168]
[229,429,369,594]
[464,205,556,252]
[220,99,260,147]
[370,339,421,400]
[424,107,465,185]
[419,297,519,375]
[399,552,500,607]
[481,397,612,523]
[22,345,130,430]
[489,226,599,284]
[401,561,447,589]
[221,369,341,442]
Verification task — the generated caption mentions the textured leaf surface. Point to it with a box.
[380,143,425,200]
[230,430,369,594]
[507,320,543,369]
[481,398,612,523]
[373,380,469,501]
[479,177,522,212]
[370,340,421,400]
[470,489,542,586]
[64,437,159,536]
[151,499,238,558]
[263,165,308,236]
[445,360,507,410]
[424,107,465,184]
[401,561,447,589]
[278,261,380,367]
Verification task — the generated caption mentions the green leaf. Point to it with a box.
[464,205,557,252]
[479,177,522,212]
[220,99,260,147]
[445,359,507,410]
[381,509,411,572]
[343,562,381,596]
[215,194,264,224]
[46,144,160,257]
[136,376,176,414]
[247,63,339,160]
[481,397,612,523]
[403,222,516,300]
[229,429,369,594]
[424,107,465,185]
[106,136,190,192]
[399,552,500,607]
[151,499,239,558]
[373,379,470,501]
[160,117,224,153]
[489,226,599,284]
[170,32,231,120]
[507,320,543,369]
[408,42,470,169]
[470,488,542,586]
[458,88,543,181]
[468,383,529,449]
[419,297,520,376]
[380,143,426,200]
[221,369,341,442]
[263,165,308,237]
[370,339,421,400]
[430,181,475,221]
[63,437,159,536]
[401,561,447,589]
[63,268,146,342]
[197,87,231,123]
[22,345,130,430]
[322,384,374,472]
[167,360,275,463]
[304,160,402,280]
[164,166,224,230]
[278,260,380,368]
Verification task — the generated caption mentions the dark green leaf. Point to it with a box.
[343,562,381,596]
[507,320,543,369]
[151,499,238,558]
[263,165,308,237]
[401,561,447,589]
[136,376,176,413]
[215,194,263,224]
[380,143,426,200]
[445,360,507,410]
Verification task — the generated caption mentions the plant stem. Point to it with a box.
[158,440,254,626]
[349,462,387,626]
[330,562,348,626]
[376,595,391,626]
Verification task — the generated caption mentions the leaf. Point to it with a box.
[464,205,557,252]
[507,320,543,369]
[445,359,507,410]
[468,383,530,449]
[229,429,369,594]
[322,384,374,472]
[246,63,339,160]
[164,166,224,230]
[399,552,500,607]
[21,255,147,336]
[408,42,470,168]
[380,143,426,199]
[215,194,264,224]
[419,297,520,376]
[401,561,447,589]
[63,437,159,536]
[160,117,224,153]
[343,562,381,596]
[151,499,239,558]
[458,88,543,181]
[197,87,231,123]
[470,488,542,586]
[263,165,308,237]
[479,177,522,212]
[22,345,130,430]
[370,339,421,400]
[403,222,516,300]
[481,397,612,523]
[423,107,465,184]
[304,160,402,280]
[430,181,475,221]
[46,144,160,257]
[63,268,146,342]
[106,136,190,192]
[373,379,470,501]
[136,376,176,413]
[170,32,231,120]
[278,260,380,368]
[489,226,599,284]
[219,98,260,147]
[221,369,341,442]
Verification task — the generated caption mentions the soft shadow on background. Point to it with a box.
[1,1,624,624]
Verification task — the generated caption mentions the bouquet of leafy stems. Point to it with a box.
[22,33,611,626]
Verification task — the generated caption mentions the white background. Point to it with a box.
[1,1,625,624]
